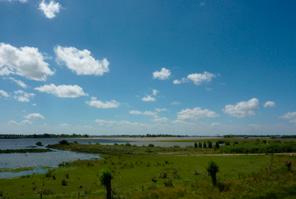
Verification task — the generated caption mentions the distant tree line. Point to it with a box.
[0,133,89,139]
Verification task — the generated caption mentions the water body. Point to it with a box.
[0,137,194,150]
[0,137,194,178]
[0,150,99,178]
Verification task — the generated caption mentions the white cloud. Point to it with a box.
[153,67,171,80]
[0,89,9,98]
[25,113,45,120]
[129,109,168,123]
[9,77,27,89]
[281,112,296,124]
[142,89,159,102]
[95,119,146,128]
[55,46,109,76]
[39,0,61,19]
[35,84,86,98]
[187,72,215,85]
[86,97,119,109]
[264,101,276,108]
[177,107,218,121]
[14,90,34,102]
[173,72,215,86]
[129,110,157,117]
[173,79,183,85]
[8,112,45,126]
[223,98,259,118]
[142,95,156,102]
[0,43,54,81]
[2,0,28,3]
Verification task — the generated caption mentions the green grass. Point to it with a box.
[0,141,296,199]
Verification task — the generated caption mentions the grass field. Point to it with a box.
[0,140,296,199]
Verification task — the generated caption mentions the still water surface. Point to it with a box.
[0,137,194,178]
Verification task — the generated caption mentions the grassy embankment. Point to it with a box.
[0,139,295,199]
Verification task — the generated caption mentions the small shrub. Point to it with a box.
[36,141,43,146]
[207,161,219,186]
[151,177,157,183]
[100,170,113,199]
[148,144,154,147]
[59,140,69,145]
[125,143,131,147]
[194,170,200,175]
[61,179,68,186]
[285,160,292,171]
[164,179,174,187]
[217,182,230,192]
[159,172,167,179]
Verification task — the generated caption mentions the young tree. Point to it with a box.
[208,141,213,148]
[207,161,219,186]
[215,142,220,149]
[100,170,112,199]
[199,142,202,148]
[203,142,207,148]
[194,142,198,148]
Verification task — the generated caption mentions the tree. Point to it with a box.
[208,141,213,148]
[199,142,202,148]
[215,142,220,149]
[285,160,292,171]
[100,170,112,199]
[207,161,219,186]
[203,142,207,148]
[194,142,198,148]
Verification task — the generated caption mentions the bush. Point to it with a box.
[164,179,174,187]
[61,179,68,186]
[59,140,69,145]
[100,170,113,199]
[36,141,43,146]
[207,161,219,186]
[285,160,292,171]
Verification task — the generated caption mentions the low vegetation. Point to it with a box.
[0,148,51,154]
[0,138,295,198]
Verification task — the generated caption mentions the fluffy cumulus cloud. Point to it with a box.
[264,101,276,108]
[14,90,34,102]
[86,97,119,109]
[223,98,259,118]
[55,46,109,76]
[39,0,61,19]
[187,72,215,85]
[35,84,86,98]
[0,43,54,81]
[281,112,296,124]
[173,71,215,86]
[0,89,9,98]
[25,113,45,120]
[142,89,159,102]
[177,107,218,121]
[153,67,171,80]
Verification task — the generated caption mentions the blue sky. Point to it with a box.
[0,0,296,135]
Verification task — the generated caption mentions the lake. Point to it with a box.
[0,137,195,178]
